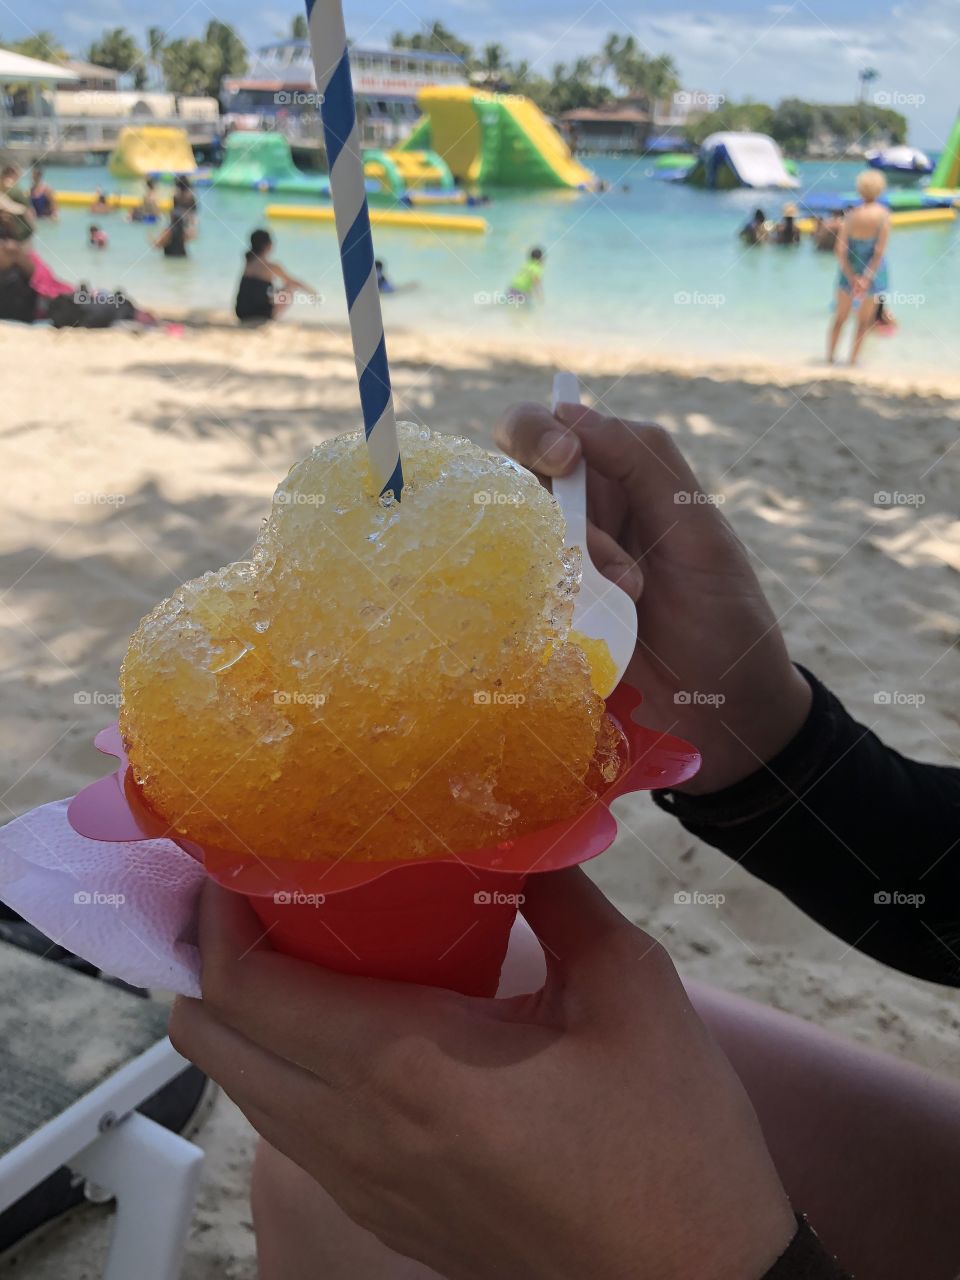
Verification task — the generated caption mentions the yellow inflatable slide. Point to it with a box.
[402,86,595,190]
[108,126,197,179]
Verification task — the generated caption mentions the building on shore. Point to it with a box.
[562,90,710,155]
[222,40,467,145]
[561,102,651,154]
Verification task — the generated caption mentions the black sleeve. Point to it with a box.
[654,667,960,987]
[762,1218,851,1279]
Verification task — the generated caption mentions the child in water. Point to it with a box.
[507,247,545,304]
[88,224,108,249]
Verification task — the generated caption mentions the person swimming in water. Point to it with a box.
[772,203,800,246]
[235,229,314,322]
[90,189,114,215]
[29,167,57,220]
[88,224,108,249]
[129,177,160,224]
[375,259,394,294]
[507,247,545,304]
[739,208,768,246]
[828,170,891,365]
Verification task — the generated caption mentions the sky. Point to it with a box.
[10,0,960,142]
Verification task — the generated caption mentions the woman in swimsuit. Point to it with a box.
[828,170,891,365]
[154,211,190,258]
[235,229,313,323]
[28,167,57,220]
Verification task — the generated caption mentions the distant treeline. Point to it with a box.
[686,99,908,154]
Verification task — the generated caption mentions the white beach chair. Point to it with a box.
[0,942,204,1279]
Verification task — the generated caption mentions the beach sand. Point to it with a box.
[2,320,958,1277]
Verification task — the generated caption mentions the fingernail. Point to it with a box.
[540,429,579,471]
[555,402,589,425]
[604,562,643,601]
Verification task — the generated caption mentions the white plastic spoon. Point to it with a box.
[550,372,638,697]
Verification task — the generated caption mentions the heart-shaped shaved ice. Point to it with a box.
[119,426,621,861]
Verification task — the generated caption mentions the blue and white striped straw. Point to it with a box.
[304,0,403,499]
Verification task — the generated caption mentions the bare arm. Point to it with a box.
[272,262,313,295]
[833,220,856,289]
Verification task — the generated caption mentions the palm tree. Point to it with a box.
[291,14,309,41]
[858,66,879,103]
[87,28,142,77]
[146,26,166,89]
[12,32,66,63]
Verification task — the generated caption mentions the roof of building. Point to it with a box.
[62,58,120,81]
[562,105,650,124]
[0,47,79,84]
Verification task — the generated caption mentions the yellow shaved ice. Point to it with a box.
[118,425,620,861]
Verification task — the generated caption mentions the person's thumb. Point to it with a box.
[518,869,645,1000]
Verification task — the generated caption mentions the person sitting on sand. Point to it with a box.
[739,207,768,245]
[173,400,960,1280]
[507,246,545,304]
[0,230,37,323]
[235,229,314,323]
[828,170,891,366]
[129,177,160,224]
[28,166,57,220]
[772,203,800,245]
[88,224,108,250]
[0,166,34,241]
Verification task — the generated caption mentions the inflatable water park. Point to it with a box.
[70,93,595,235]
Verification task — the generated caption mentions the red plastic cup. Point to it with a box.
[245,863,526,996]
[68,685,701,996]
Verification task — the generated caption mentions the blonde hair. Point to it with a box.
[856,169,887,201]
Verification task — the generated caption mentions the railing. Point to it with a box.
[0,115,218,153]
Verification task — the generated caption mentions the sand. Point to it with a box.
[1,320,958,1277]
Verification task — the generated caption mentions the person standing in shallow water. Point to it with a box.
[828,170,891,366]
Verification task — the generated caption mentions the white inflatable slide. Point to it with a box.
[692,132,799,190]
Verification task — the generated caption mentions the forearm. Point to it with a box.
[655,667,960,986]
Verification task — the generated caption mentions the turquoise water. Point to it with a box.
[31,156,960,371]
